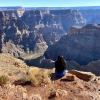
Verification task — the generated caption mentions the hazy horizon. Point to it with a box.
[0,0,100,7]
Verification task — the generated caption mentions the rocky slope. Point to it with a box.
[45,24,100,65]
[0,53,99,100]
[0,53,28,81]
[0,8,85,59]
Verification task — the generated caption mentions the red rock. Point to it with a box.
[69,70,94,82]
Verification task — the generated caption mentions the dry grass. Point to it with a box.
[0,53,29,83]
[13,67,52,86]
[27,67,52,86]
[0,75,9,86]
[0,53,52,87]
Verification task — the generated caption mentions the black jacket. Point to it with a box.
[55,56,67,72]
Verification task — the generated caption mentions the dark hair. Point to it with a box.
[55,56,66,72]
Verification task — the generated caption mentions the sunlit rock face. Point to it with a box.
[45,24,100,65]
[0,10,48,58]
[50,9,86,32]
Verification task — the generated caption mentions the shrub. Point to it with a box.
[29,76,39,86]
[29,71,48,86]
[28,68,51,86]
[0,75,9,86]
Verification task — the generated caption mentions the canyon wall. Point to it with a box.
[0,9,85,59]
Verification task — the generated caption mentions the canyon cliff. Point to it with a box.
[0,8,85,59]
[45,24,100,65]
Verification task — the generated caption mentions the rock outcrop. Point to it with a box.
[62,73,75,81]
[69,70,95,81]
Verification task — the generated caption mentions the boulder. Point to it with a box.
[69,70,95,82]
[65,74,75,81]
[61,73,75,81]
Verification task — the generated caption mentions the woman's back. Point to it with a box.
[55,56,67,73]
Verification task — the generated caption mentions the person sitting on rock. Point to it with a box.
[55,56,68,78]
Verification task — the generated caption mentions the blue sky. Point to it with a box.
[0,0,100,7]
